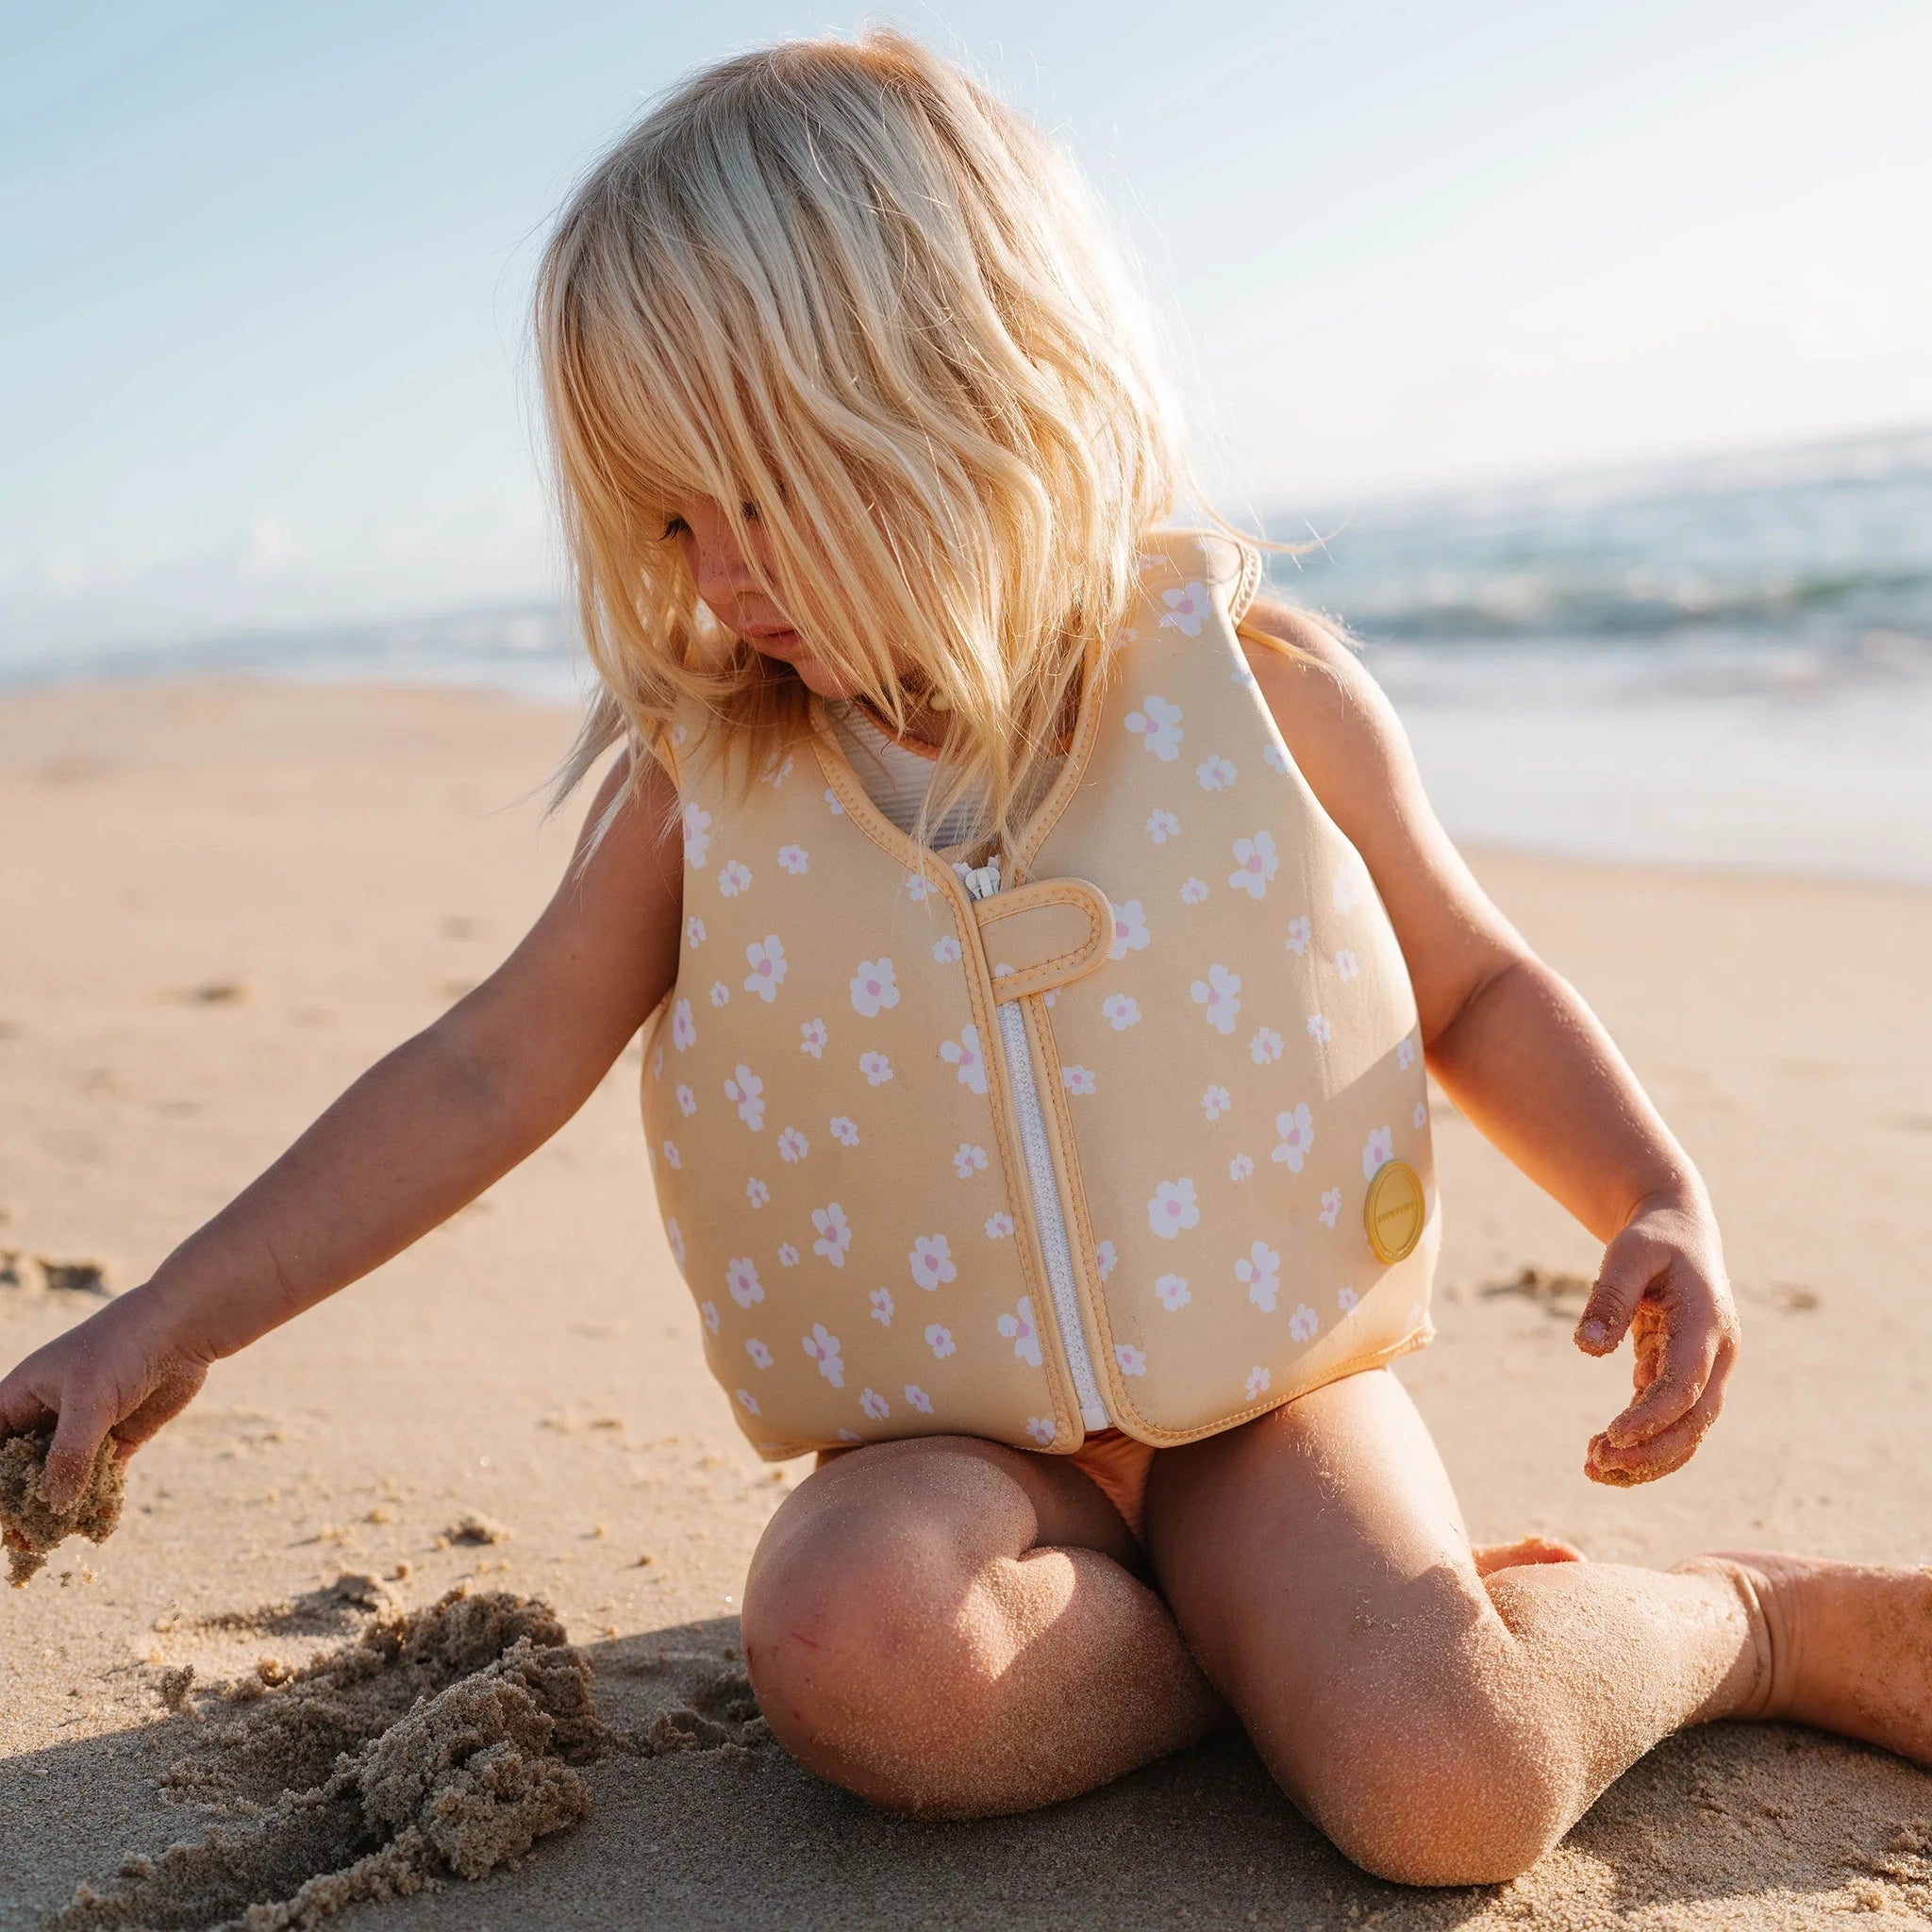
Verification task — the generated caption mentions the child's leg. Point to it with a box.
[1145,1366,1932,1888]
[741,1433,1225,1817]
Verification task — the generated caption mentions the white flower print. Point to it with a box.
[725,1257,764,1309]
[1250,1026,1284,1066]
[671,998,696,1052]
[824,786,844,816]
[1229,830,1278,899]
[1101,994,1141,1031]
[1363,1124,1394,1178]
[777,843,808,875]
[685,916,708,946]
[746,1338,773,1369]
[940,1025,988,1094]
[1245,1364,1272,1401]
[1124,693,1183,761]
[1289,1304,1320,1343]
[984,1212,1015,1240]
[1096,1239,1118,1280]
[1396,1037,1417,1071]
[1307,1013,1333,1045]
[709,980,730,1009]
[1115,1341,1149,1377]
[849,958,899,1018]
[998,1296,1043,1368]
[718,859,751,898]
[1229,1153,1255,1181]
[836,1428,860,1443]
[778,1126,809,1163]
[1320,1188,1342,1228]
[1148,1178,1201,1240]
[667,1219,686,1271]
[1263,743,1291,774]
[800,1018,826,1058]
[1109,899,1150,959]
[1202,1085,1232,1121]
[744,934,788,1002]
[700,1298,721,1334]
[1146,808,1181,844]
[681,803,713,870]
[870,1287,894,1325]
[737,1389,759,1415]
[1231,658,1258,689]
[906,1385,935,1414]
[811,1202,851,1266]
[1158,580,1208,636]
[1273,1104,1316,1174]
[1285,915,1312,957]
[777,1242,799,1267]
[1191,962,1242,1035]
[932,934,963,965]
[904,873,932,903]
[910,1234,958,1291]
[1332,863,1367,916]
[1025,1416,1056,1446]
[1180,876,1209,906]
[1196,755,1237,792]
[659,1140,681,1170]
[1337,1286,1359,1314]
[859,1387,891,1421]
[1155,1273,1191,1311]
[924,1323,957,1359]
[724,1065,765,1130]
[1236,1240,1282,1312]
[1335,947,1359,984]
[1062,1064,1097,1096]
[953,1142,990,1179]
[764,753,794,788]
[651,1041,664,1082]
[745,1176,770,1208]
[803,1324,844,1387]
[1414,1100,1429,1129]
[675,1083,697,1117]
[859,1051,893,1086]
[830,1114,859,1145]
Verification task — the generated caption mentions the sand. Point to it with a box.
[3,677,1931,1930]
[0,1428,125,1587]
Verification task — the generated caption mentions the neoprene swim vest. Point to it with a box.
[642,528,1439,1461]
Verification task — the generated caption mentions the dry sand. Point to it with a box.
[2,677,1930,1929]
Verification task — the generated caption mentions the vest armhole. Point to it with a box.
[1226,537,1264,627]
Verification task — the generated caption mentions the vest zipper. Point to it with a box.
[957,857,1112,1435]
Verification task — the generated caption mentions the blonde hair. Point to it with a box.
[533,26,1225,846]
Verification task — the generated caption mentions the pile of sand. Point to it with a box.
[0,1426,125,1586]
[62,1589,609,1930]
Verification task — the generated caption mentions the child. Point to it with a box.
[3,29,1926,1889]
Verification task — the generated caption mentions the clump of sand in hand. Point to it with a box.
[0,1428,124,1587]
[62,1589,608,1932]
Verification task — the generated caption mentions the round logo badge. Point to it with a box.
[1363,1159,1425,1264]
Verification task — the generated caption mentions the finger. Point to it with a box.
[43,1394,117,1514]
[1587,1347,1734,1485]
[0,1379,57,1442]
[1606,1307,1718,1448]
[113,1366,205,1453]
[1575,1225,1669,1355]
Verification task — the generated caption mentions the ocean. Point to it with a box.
[8,428,1929,885]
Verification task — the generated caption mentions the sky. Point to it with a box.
[4,0,1928,656]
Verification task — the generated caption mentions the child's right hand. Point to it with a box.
[0,1282,212,1512]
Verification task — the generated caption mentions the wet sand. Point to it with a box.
[2,678,1929,1929]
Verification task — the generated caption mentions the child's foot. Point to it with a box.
[1683,1550,1932,1766]
[1472,1533,1586,1577]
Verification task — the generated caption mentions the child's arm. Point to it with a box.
[0,750,683,1513]
[1241,598,1740,1486]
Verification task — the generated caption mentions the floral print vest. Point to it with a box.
[642,528,1439,1460]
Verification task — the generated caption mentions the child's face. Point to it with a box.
[666,497,864,699]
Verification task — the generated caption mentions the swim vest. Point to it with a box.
[641,528,1439,1461]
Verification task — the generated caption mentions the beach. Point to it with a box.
[3,675,1930,1928]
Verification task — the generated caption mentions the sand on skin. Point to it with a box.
[1,678,1930,1930]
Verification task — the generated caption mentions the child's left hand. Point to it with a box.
[1572,1191,1740,1485]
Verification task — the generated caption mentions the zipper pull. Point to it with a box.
[955,852,1004,901]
